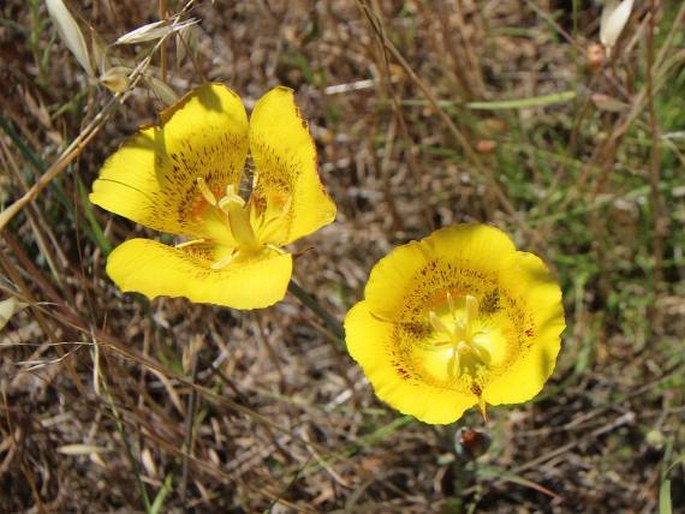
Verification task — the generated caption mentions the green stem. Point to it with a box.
[100,377,152,512]
[287,280,344,344]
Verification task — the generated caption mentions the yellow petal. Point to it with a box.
[364,224,517,322]
[483,252,565,405]
[362,239,431,322]
[345,302,476,424]
[507,252,566,333]
[427,224,517,268]
[90,83,248,242]
[248,87,336,246]
[106,238,292,309]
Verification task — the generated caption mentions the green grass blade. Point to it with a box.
[76,176,112,254]
[149,472,174,514]
[466,91,577,110]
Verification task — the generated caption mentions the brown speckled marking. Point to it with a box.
[396,367,411,380]
[249,137,298,242]
[379,252,542,395]
[481,288,500,314]
[142,130,244,236]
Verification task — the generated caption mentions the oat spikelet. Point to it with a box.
[45,0,94,76]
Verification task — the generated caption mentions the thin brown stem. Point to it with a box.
[159,0,168,82]
[646,0,665,284]
[355,0,527,239]
[364,0,436,232]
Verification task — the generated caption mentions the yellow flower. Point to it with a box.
[90,83,336,309]
[344,224,565,425]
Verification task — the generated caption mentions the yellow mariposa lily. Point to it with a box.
[90,83,336,309]
[344,224,565,424]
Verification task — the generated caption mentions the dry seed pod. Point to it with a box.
[475,139,497,154]
[586,43,605,71]
[98,66,131,93]
[591,93,630,113]
[454,427,491,461]
[142,75,179,105]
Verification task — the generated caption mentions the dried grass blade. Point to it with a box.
[0,297,28,331]
[57,444,112,455]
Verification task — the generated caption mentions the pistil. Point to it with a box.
[426,294,490,378]
[196,178,262,257]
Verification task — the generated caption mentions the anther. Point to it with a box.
[465,295,479,324]
[210,252,235,270]
[175,238,207,249]
[217,184,245,213]
[424,293,491,378]
[429,310,449,333]
[446,291,455,319]
[196,177,217,206]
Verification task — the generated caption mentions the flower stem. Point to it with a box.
[287,280,344,344]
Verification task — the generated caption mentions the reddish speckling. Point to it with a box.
[423,286,461,311]
[471,384,482,396]
[525,328,534,338]
[187,186,221,221]
[396,367,411,380]
[188,198,207,221]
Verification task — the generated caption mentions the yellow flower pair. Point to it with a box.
[92,83,565,425]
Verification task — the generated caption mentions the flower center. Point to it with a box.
[195,178,265,267]
[423,293,491,379]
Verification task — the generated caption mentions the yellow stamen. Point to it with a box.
[174,238,206,249]
[446,290,455,319]
[197,181,262,253]
[477,396,488,422]
[429,310,449,333]
[425,293,490,378]
[210,252,235,270]
[465,294,479,330]
[196,177,217,206]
